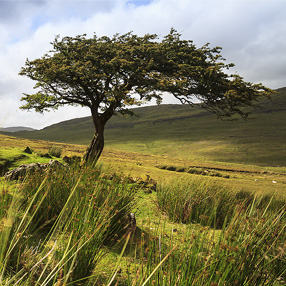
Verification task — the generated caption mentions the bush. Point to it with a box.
[175,167,187,172]
[165,166,176,171]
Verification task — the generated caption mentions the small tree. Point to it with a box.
[19,29,273,164]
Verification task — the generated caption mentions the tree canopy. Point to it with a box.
[19,29,273,163]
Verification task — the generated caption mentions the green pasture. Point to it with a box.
[6,87,286,167]
[1,132,286,199]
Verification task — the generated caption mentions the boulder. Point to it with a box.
[134,175,157,192]
[4,163,43,181]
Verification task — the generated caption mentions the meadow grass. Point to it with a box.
[156,178,286,227]
[1,133,286,200]
[0,163,137,285]
[0,147,62,170]
[112,179,286,286]
[120,204,285,286]
[1,88,285,284]
[0,163,285,285]
[0,134,85,160]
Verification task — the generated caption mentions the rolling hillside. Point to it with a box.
[0,126,36,132]
[3,87,286,167]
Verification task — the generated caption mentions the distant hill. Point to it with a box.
[4,87,286,166]
[0,126,36,132]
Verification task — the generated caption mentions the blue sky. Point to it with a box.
[0,0,285,129]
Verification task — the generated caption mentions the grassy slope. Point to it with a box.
[1,133,286,199]
[1,131,286,284]
[2,87,286,167]
[1,160,285,285]
[0,134,85,175]
[104,87,286,166]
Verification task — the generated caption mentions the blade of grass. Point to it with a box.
[108,231,132,286]
[141,244,178,286]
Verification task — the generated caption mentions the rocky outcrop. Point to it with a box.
[4,160,67,181]
[133,175,157,193]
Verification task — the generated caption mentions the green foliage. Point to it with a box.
[19,29,272,118]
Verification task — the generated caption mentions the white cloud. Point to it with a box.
[0,0,286,129]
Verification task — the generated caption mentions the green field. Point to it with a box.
[6,87,286,167]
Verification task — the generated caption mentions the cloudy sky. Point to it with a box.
[0,0,285,129]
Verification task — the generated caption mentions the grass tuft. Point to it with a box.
[48,145,63,158]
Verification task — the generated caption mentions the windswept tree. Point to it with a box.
[19,29,273,164]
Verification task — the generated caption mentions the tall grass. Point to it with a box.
[156,178,236,228]
[157,178,286,228]
[120,203,285,285]
[115,180,285,285]
[0,164,138,285]
[48,146,63,158]
[0,169,285,285]
[139,179,286,286]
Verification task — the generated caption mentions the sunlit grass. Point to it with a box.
[0,130,286,285]
[0,163,138,285]
[0,165,285,285]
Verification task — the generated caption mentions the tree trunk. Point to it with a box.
[83,120,105,165]
[83,105,115,165]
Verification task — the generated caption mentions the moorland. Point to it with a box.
[0,87,285,285]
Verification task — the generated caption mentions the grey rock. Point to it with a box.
[4,160,66,181]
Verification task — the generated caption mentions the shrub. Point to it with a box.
[165,166,176,171]
[157,165,167,170]
[175,167,186,172]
